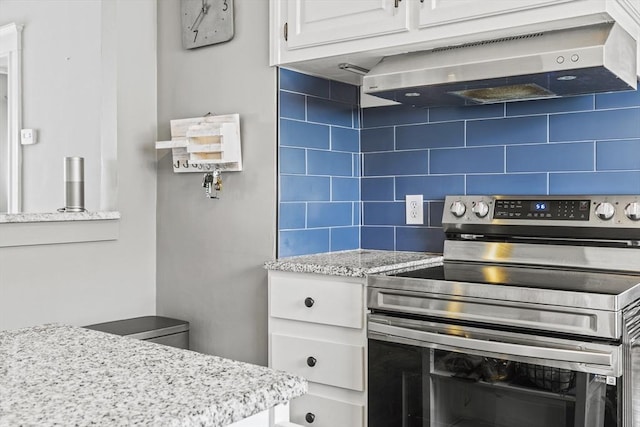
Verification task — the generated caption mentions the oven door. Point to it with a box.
[368,314,622,427]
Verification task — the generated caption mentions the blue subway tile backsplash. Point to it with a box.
[363,202,407,226]
[396,227,446,253]
[280,68,330,99]
[396,122,465,150]
[279,148,306,175]
[279,91,306,120]
[361,177,395,201]
[361,226,395,251]
[549,171,640,195]
[332,177,360,201]
[361,127,395,152]
[466,116,548,146]
[596,139,640,171]
[279,203,306,230]
[331,127,359,152]
[506,142,594,172]
[280,175,330,202]
[307,97,355,127]
[280,228,330,257]
[466,173,548,195]
[596,89,640,109]
[362,104,428,127]
[278,68,640,256]
[307,202,353,228]
[307,150,353,176]
[549,108,640,142]
[331,227,360,252]
[429,103,504,122]
[278,69,361,256]
[280,119,329,150]
[364,151,429,176]
[395,175,465,200]
[430,146,504,174]
[506,95,594,116]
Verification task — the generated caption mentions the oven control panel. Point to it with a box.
[493,199,590,221]
[442,195,640,231]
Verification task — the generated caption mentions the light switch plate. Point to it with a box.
[406,194,424,225]
[20,129,37,145]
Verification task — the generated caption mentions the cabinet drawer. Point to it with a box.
[270,274,363,329]
[290,394,364,427]
[271,334,364,391]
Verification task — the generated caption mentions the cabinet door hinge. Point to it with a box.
[284,22,288,41]
[394,0,402,7]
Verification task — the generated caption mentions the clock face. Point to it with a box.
[181,0,234,49]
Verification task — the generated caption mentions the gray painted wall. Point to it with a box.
[2,1,103,213]
[0,1,157,330]
[156,0,276,365]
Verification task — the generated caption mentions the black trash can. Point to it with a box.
[84,316,189,349]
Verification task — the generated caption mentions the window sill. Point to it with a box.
[0,211,120,247]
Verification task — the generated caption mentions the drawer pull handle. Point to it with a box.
[304,297,315,308]
[305,412,315,423]
[306,356,317,367]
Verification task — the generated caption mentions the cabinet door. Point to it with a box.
[417,0,575,29]
[286,0,409,49]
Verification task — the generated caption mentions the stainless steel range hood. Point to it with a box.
[363,23,638,107]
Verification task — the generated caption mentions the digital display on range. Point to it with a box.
[493,199,590,220]
[532,202,549,212]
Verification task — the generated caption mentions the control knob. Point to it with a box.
[595,202,615,220]
[450,200,466,218]
[472,201,490,218]
[625,202,640,221]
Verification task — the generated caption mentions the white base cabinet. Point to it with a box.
[268,271,367,427]
[290,393,364,427]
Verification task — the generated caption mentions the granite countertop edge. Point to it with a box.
[0,324,307,427]
[0,211,121,223]
[264,249,443,278]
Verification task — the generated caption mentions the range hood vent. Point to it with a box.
[430,32,545,53]
[363,23,637,108]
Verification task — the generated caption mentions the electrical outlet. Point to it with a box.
[405,194,423,225]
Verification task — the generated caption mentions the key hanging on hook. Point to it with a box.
[202,169,222,199]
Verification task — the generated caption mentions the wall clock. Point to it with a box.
[181,0,234,49]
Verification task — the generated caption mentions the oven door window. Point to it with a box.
[369,340,619,427]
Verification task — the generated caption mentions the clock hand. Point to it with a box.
[191,2,209,42]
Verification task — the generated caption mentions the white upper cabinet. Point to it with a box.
[286,0,409,49]
[417,0,574,28]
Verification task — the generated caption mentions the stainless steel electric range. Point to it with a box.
[367,195,640,427]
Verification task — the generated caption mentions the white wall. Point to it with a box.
[0,0,157,330]
[0,73,7,213]
[156,0,276,365]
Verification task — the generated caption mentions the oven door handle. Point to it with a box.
[368,317,619,373]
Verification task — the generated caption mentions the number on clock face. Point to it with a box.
[180,0,234,49]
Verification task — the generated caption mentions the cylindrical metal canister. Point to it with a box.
[64,156,85,212]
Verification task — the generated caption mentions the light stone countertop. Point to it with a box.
[0,324,307,427]
[265,249,443,277]
[0,211,120,223]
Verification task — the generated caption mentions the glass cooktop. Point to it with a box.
[392,261,640,297]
